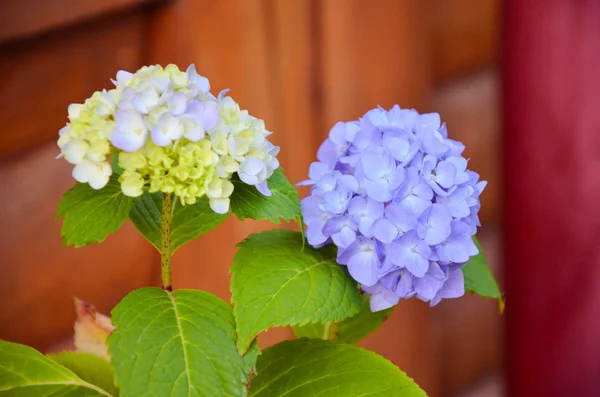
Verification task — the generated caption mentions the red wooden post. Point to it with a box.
[504,1,600,395]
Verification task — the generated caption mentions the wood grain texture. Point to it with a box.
[321,0,433,129]
[0,12,146,158]
[0,0,160,44]
[429,0,500,81]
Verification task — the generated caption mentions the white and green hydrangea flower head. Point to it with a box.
[57,64,280,214]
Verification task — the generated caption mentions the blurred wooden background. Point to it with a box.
[0,1,502,396]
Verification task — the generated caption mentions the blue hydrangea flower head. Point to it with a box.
[300,105,486,311]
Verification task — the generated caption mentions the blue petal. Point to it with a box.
[385,202,418,232]
[347,251,380,287]
[338,175,359,192]
[433,266,465,305]
[332,226,357,248]
[435,160,457,188]
[306,222,329,247]
[361,146,394,180]
[414,262,446,301]
[418,204,452,245]
[446,156,469,184]
[358,217,376,237]
[388,166,406,191]
[308,161,330,181]
[383,133,411,162]
[372,218,399,244]
[337,239,363,265]
[317,139,341,168]
[329,121,348,145]
[404,252,429,277]
[301,196,326,224]
[322,216,347,236]
[364,179,394,202]
[369,286,400,311]
[255,181,271,196]
[321,191,350,214]
[421,130,449,156]
[364,197,385,219]
[387,232,431,277]
[414,273,443,301]
[399,196,431,218]
[415,112,441,132]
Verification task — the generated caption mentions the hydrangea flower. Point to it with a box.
[300,106,486,311]
[57,64,279,213]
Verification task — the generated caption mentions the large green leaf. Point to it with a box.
[249,339,426,397]
[0,340,115,396]
[293,295,393,344]
[230,168,301,225]
[107,287,257,397]
[231,230,362,353]
[57,175,132,247]
[48,352,118,396]
[129,192,228,252]
[463,236,504,311]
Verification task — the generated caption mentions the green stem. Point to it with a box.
[322,321,340,341]
[161,193,174,291]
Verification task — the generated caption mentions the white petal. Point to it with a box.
[72,160,111,189]
[132,88,159,113]
[68,104,83,119]
[240,157,264,176]
[112,128,146,152]
[116,70,133,85]
[168,92,187,115]
[183,125,205,142]
[151,126,173,146]
[63,140,88,164]
[88,170,111,189]
[111,109,147,151]
[72,161,94,183]
[238,172,259,185]
[209,198,230,214]
[150,113,183,146]
[186,64,210,93]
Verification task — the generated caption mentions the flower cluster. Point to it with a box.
[300,106,486,311]
[57,64,279,213]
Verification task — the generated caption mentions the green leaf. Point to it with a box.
[463,236,504,311]
[128,191,162,250]
[0,340,115,396]
[48,352,118,396]
[242,339,261,378]
[249,339,426,397]
[172,197,229,250]
[129,192,228,252]
[107,287,255,397]
[231,230,362,353]
[292,295,393,344]
[57,174,133,247]
[230,168,301,225]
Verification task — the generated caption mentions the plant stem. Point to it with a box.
[161,193,174,291]
[322,321,340,341]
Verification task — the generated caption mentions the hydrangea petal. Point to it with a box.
[372,218,398,244]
